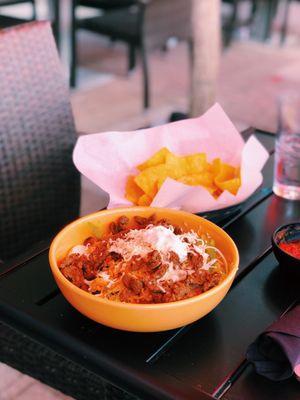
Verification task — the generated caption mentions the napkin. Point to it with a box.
[246,304,300,381]
[73,103,269,213]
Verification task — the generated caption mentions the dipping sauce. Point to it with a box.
[279,240,300,260]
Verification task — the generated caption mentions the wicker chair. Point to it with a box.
[0,21,80,261]
[0,0,36,28]
[0,322,138,400]
[70,0,192,109]
[0,21,134,400]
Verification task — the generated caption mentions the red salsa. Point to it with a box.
[279,240,300,260]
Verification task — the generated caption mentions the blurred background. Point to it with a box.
[1,0,300,135]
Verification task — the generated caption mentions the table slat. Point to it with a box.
[224,364,300,400]
[153,253,298,394]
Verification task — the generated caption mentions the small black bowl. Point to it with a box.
[272,222,300,278]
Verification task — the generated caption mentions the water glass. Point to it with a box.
[273,94,300,200]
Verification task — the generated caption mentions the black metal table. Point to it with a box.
[0,130,299,400]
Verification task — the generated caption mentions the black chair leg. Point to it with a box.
[224,0,238,47]
[262,0,279,41]
[140,42,149,109]
[280,0,291,46]
[70,1,77,87]
[51,0,60,50]
[31,0,37,20]
[128,44,136,72]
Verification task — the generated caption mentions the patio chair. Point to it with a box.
[0,0,36,29]
[222,0,257,46]
[70,0,192,109]
[0,21,80,261]
[0,21,136,400]
[74,0,137,70]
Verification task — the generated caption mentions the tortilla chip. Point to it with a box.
[134,164,170,198]
[165,153,189,179]
[215,177,241,196]
[215,163,236,181]
[214,162,241,195]
[179,172,214,187]
[125,175,144,204]
[137,147,171,171]
[184,153,207,174]
[137,194,153,206]
[126,148,242,203]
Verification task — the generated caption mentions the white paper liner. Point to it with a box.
[73,104,269,213]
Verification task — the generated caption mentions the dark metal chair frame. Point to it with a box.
[0,0,36,28]
[0,0,35,10]
[222,0,258,46]
[70,0,192,110]
[70,0,149,108]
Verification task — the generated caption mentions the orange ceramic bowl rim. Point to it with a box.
[49,207,239,311]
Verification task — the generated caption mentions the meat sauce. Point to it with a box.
[58,214,226,304]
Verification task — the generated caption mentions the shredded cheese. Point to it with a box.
[157,262,187,283]
[108,225,225,286]
[69,245,87,256]
[98,271,115,287]
[109,225,190,262]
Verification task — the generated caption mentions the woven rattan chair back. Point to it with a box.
[0,21,80,261]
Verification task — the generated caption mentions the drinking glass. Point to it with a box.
[273,94,300,200]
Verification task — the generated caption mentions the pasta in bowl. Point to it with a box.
[49,207,239,332]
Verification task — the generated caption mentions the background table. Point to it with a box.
[0,129,299,400]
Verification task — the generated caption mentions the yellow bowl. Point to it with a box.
[49,207,239,332]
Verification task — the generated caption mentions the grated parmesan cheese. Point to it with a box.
[157,262,188,284]
[108,224,226,286]
[69,245,88,256]
[98,271,115,287]
[109,225,191,262]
